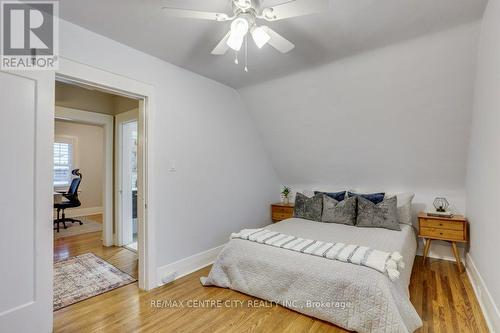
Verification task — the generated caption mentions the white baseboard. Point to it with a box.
[53,206,103,219]
[466,253,500,332]
[156,245,224,287]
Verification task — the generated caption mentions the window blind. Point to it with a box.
[54,142,72,186]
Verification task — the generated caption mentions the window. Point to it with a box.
[53,137,75,187]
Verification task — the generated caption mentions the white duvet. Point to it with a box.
[202,218,423,333]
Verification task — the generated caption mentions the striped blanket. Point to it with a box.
[231,228,405,281]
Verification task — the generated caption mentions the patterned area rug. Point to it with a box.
[54,253,136,311]
[54,217,102,239]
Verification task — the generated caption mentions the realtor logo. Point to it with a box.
[1,1,58,70]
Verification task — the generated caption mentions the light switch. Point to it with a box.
[169,160,177,172]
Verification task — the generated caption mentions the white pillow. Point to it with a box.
[386,192,415,225]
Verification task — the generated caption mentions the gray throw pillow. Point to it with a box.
[356,196,400,231]
[294,193,323,221]
[321,195,357,225]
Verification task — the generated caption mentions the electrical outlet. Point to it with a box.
[161,271,177,285]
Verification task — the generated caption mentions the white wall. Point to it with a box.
[239,23,480,217]
[59,20,279,269]
[55,120,104,211]
[466,0,500,329]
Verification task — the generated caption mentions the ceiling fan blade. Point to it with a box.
[161,7,231,21]
[260,0,329,21]
[262,27,295,53]
[211,31,231,55]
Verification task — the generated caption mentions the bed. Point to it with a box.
[202,218,423,333]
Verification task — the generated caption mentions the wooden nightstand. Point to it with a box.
[271,203,294,222]
[418,212,468,272]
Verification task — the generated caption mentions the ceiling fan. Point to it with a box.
[162,0,329,71]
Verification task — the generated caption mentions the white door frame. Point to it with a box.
[54,106,113,246]
[57,57,156,291]
[115,108,138,247]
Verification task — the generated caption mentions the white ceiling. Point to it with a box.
[58,0,487,88]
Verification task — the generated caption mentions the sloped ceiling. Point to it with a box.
[238,23,480,194]
[58,0,487,88]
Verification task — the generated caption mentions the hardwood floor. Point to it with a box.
[54,229,488,332]
[410,257,489,333]
[54,214,138,278]
[54,231,138,279]
[86,213,104,224]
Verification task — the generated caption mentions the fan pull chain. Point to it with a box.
[244,35,248,72]
[234,51,239,65]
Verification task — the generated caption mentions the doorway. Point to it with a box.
[53,118,105,240]
[115,109,139,252]
[52,80,147,296]
[56,58,156,291]
[53,81,143,310]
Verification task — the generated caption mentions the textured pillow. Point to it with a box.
[356,196,400,230]
[321,195,357,225]
[314,190,346,202]
[386,192,415,225]
[300,190,316,198]
[348,191,385,204]
[294,193,323,221]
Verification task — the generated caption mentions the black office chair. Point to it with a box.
[54,169,83,232]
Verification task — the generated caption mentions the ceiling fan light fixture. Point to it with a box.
[226,32,244,51]
[251,26,270,48]
[164,0,326,58]
[230,17,250,37]
[226,17,249,51]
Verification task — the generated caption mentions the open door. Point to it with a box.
[115,109,139,250]
[0,70,54,332]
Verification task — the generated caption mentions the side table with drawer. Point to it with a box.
[418,212,468,272]
[271,203,295,222]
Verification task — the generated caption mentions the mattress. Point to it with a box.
[203,218,423,332]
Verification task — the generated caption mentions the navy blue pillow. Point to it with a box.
[315,191,346,202]
[348,192,385,204]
